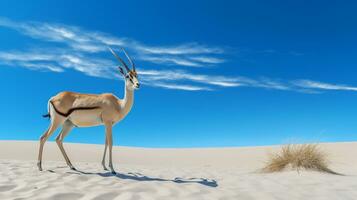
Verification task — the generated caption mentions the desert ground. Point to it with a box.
[0,141,357,200]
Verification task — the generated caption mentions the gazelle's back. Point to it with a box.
[50,91,118,114]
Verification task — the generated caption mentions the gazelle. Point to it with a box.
[37,47,140,174]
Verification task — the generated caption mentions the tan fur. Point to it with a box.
[50,92,126,127]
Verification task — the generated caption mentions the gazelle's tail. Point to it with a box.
[42,100,51,119]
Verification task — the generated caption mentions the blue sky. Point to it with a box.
[1,0,357,147]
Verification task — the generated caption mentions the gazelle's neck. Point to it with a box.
[121,84,134,116]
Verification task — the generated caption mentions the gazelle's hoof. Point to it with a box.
[37,162,42,171]
[102,163,108,171]
[70,166,77,171]
[111,170,117,175]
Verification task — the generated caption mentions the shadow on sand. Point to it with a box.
[52,168,218,187]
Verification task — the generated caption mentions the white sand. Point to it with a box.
[0,141,357,200]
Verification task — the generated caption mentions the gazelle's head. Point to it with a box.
[123,70,140,90]
[109,47,140,90]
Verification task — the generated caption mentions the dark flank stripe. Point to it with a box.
[48,101,101,118]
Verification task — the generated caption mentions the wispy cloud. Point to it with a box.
[0,50,241,91]
[1,17,357,93]
[1,49,357,92]
[293,80,357,91]
[149,82,212,91]
[135,43,224,55]
[0,50,115,78]
[0,49,292,91]
[138,69,292,91]
[189,56,225,64]
[139,55,203,67]
[0,17,224,67]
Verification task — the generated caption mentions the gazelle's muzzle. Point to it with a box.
[135,83,140,89]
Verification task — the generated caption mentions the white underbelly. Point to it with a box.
[68,110,103,127]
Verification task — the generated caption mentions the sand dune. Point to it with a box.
[0,141,357,200]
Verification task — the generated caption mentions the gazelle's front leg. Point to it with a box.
[104,122,116,174]
[101,136,108,171]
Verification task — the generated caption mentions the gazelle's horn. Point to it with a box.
[108,47,130,72]
[121,48,135,72]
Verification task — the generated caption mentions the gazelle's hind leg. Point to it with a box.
[101,136,108,171]
[37,115,64,171]
[55,120,76,170]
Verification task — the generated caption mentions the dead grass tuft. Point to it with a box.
[262,144,339,174]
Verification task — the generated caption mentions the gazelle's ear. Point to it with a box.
[118,66,125,76]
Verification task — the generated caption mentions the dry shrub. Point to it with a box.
[263,144,338,174]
